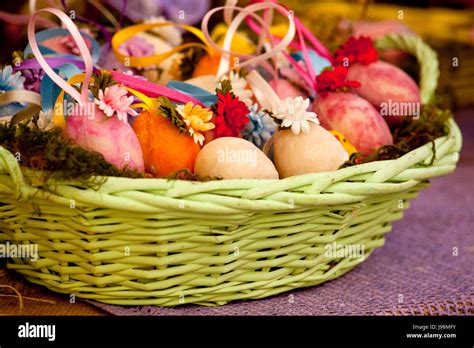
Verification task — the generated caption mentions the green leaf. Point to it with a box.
[156,96,188,134]
[89,70,118,99]
[216,79,233,95]
[11,105,41,125]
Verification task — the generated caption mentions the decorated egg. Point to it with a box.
[312,91,393,156]
[132,110,201,177]
[185,75,218,94]
[195,137,279,179]
[66,108,144,171]
[346,60,421,127]
[192,53,221,78]
[333,36,420,127]
[270,79,304,100]
[273,124,348,178]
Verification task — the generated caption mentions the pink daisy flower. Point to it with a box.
[94,85,138,122]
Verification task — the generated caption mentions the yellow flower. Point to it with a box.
[176,102,215,146]
[211,23,256,55]
[330,130,357,156]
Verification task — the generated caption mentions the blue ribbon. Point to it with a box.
[24,28,101,65]
[292,50,332,75]
[40,63,82,113]
[167,81,217,106]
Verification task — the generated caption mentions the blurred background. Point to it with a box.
[1,0,473,108]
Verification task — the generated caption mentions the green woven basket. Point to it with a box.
[0,34,462,306]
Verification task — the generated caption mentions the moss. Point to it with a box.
[179,47,207,81]
[89,69,117,99]
[0,123,145,186]
[164,168,222,182]
[341,102,452,168]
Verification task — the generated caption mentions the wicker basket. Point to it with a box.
[0,34,462,306]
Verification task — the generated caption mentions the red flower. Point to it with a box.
[214,92,249,137]
[334,36,378,66]
[316,66,361,94]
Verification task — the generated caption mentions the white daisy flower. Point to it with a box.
[220,71,254,106]
[272,96,319,135]
[37,109,54,131]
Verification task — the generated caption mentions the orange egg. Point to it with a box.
[132,110,201,177]
[192,53,222,78]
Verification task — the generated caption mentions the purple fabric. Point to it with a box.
[89,110,474,316]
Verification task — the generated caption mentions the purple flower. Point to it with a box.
[119,36,155,57]
[21,69,45,93]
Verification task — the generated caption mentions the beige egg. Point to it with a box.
[195,137,279,180]
[184,75,218,94]
[274,124,349,178]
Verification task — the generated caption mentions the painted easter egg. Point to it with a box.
[132,110,201,177]
[346,61,421,127]
[312,91,393,156]
[270,79,304,100]
[195,137,278,179]
[192,53,221,78]
[273,124,348,178]
[66,108,144,171]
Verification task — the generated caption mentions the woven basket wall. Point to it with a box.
[0,34,463,306]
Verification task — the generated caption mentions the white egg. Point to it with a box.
[184,75,218,94]
[274,124,349,178]
[195,137,279,179]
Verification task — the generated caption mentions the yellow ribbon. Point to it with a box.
[112,23,215,69]
[53,74,87,129]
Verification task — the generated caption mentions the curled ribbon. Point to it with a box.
[23,28,101,65]
[201,2,296,80]
[111,22,214,69]
[28,8,94,106]
[246,0,334,92]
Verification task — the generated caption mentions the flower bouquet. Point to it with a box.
[0,0,461,306]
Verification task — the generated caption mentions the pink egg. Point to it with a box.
[41,34,92,56]
[270,79,305,100]
[347,61,421,127]
[41,37,73,55]
[312,91,393,155]
[66,107,144,171]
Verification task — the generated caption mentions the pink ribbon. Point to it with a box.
[28,8,93,105]
[201,2,296,80]
[245,0,334,92]
[111,71,205,106]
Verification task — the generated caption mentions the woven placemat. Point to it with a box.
[0,266,106,315]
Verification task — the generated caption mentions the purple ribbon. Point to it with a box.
[14,57,99,72]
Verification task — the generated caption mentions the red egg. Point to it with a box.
[312,91,393,156]
[347,61,421,127]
